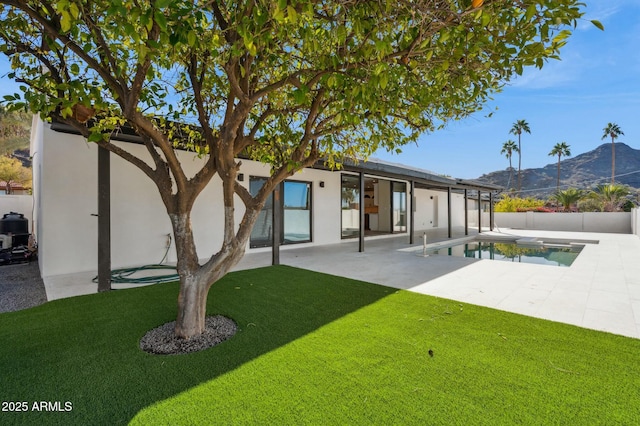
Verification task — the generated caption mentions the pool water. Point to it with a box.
[427,241,582,267]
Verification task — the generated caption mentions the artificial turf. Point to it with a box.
[1,265,639,425]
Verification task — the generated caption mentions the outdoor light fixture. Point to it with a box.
[237,173,244,181]
[319,181,325,187]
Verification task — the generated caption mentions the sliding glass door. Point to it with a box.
[249,177,312,248]
[341,174,360,238]
[392,181,407,233]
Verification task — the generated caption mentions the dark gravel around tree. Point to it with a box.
[0,261,47,313]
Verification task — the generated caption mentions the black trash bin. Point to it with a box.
[0,212,30,246]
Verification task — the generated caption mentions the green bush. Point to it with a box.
[494,195,545,212]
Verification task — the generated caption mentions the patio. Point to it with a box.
[43,228,640,339]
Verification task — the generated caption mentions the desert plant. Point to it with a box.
[500,140,519,190]
[509,119,531,195]
[548,142,571,192]
[601,123,624,184]
[588,184,630,212]
[550,188,584,212]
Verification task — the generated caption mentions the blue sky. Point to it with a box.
[1,1,638,179]
[373,0,640,178]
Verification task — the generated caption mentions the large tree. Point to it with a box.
[601,122,624,184]
[0,154,31,194]
[500,139,518,191]
[548,141,570,192]
[0,0,588,339]
[509,119,531,196]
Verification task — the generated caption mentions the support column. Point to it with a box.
[409,181,415,245]
[464,189,468,236]
[97,145,111,292]
[359,172,365,252]
[447,187,452,239]
[477,190,482,234]
[272,184,282,265]
[489,192,494,231]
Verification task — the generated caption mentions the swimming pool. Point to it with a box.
[427,241,583,267]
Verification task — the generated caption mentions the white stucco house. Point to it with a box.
[29,118,500,280]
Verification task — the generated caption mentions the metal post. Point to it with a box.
[490,192,494,231]
[477,190,482,234]
[359,172,365,252]
[464,189,468,236]
[447,186,452,239]
[272,184,282,265]
[409,180,415,245]
[97,145,111,292]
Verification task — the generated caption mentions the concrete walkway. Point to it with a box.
[44,228,640,339]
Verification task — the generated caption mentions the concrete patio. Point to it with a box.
[43,228,640,339]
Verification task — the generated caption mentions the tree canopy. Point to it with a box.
[0,155,31,194]
[0,0,591,339]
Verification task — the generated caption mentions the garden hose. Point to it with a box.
[92,234,179,285]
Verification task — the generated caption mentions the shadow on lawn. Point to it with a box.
[0,265,394,425]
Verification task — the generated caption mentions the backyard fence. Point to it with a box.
[491,211,632,234]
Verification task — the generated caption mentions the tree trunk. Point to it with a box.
[170,211,208,339]
[175,272,209,338]
[557,156,560,192]
[517,137,522,196]
[611,139,615,185]
[169,198,263,339]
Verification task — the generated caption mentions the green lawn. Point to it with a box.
[1,266,639,425]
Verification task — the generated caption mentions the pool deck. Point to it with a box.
[44,228,640,339]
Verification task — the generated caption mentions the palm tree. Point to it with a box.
[509,119,531,195]
[588,184,630,212]
[601,123,624,185]
[548,142,571,192]
[500,140,519,190]
[550,188,584,212]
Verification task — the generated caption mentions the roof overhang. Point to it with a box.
[48,120,502,193]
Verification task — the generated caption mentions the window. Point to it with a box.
[249,177,312,248]
[249,177,272,248]
[283,181,311,243]
[341,174,360,238]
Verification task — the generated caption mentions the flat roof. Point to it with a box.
[49,120,501,193]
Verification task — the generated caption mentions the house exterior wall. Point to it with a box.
[33,122,486,278]
[413,188,466,231]
[33,123,343,277]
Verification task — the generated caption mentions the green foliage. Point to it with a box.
[588,184,631,212]
[2,266,640,424]
[0,0,586,170]
[0,154,31,193]
[0,105,31,155]
[602,122,624,142]
[550,188,584,212]
[494,195,545,212]
[549,141,571,159]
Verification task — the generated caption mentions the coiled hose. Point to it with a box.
[92,234,179,285]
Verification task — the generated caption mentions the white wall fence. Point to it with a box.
[632,209,640,237]
[492,211,633,234]
[0,195,34,233]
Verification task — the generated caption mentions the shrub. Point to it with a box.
[495,195,545,212]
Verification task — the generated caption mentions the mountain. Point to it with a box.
[0,109,31,157]
[476,143,640,198]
